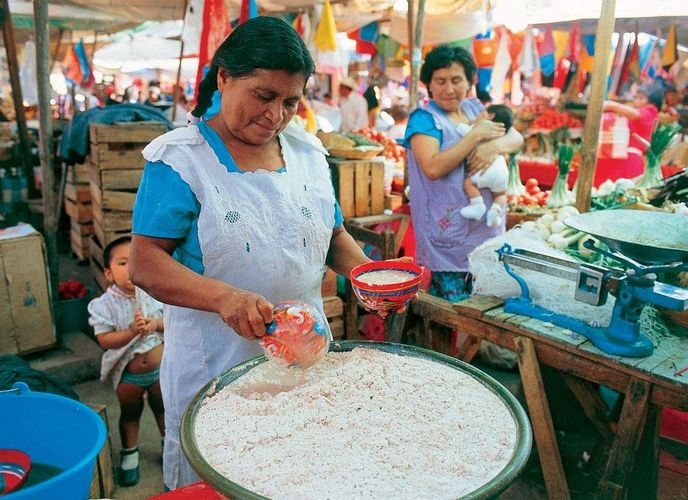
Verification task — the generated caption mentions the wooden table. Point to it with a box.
[390,292,688,500]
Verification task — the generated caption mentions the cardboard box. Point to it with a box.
[0,224,56,354]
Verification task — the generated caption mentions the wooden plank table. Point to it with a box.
[399,292,688,500]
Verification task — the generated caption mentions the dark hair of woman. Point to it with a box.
[192,16,315,119]
[420,45,477,93]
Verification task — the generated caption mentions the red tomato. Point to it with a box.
[525,178,539,188]
[528,185,541,195]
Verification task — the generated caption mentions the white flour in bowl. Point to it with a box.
[194,348,518,499]
[357,269,416,285]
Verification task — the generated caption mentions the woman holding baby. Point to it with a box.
[403,45,523,303]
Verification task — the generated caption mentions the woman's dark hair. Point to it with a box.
[637,83,665,111]
[103,236,132,269]
[192,16,315,118]
[420,45,476,92]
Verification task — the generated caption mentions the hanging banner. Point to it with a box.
[193,0,231,100]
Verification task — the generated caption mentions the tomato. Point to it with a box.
[528,185,541,195]
[525,178,539,188]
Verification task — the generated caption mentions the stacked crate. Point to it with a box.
[321,268,344,339]
[64,162,93,260]
[328,157,386,218]
[88,122,167,289]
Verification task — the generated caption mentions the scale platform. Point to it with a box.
[498,210,688,358]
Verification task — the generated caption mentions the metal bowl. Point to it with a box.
[181,341,532,500]
[565,209,688,264]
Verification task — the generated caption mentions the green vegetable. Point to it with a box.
[345,133,380,147]
[635,123,681,189]
[547,144,576,208]
[506,153,525,196]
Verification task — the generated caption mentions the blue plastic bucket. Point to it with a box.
[58,288,94,335]
[0,382,106,498]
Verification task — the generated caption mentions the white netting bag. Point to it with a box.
[469,225,615,326]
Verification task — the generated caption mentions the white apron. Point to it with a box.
[142,121,335,489]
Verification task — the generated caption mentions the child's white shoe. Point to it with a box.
[486,203,503,227]
[460,197,487,220]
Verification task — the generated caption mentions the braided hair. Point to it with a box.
[192,16,315,119]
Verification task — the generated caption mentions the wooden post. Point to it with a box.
[406,0,415,109]
[408,0,426,113]
[575,0,616,213]
[33,0,60,324]
[0,0,34,179]
[172,0,190,122]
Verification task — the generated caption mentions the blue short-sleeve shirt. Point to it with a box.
[132,121,343,274]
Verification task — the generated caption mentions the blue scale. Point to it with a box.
[496,210,688,358]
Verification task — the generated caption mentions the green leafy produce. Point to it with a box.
[345,133,381,147]
[547,143,576,208]
[635,123,682,189]
[506,153,526,196]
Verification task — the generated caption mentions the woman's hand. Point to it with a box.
[217,288,274,341]
[469,119,505,142]
[467,141,500,176]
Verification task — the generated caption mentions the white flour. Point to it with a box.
[357,269,416,285]
[194,348,518,499]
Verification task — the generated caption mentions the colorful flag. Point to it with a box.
[62,46,83,85]
[507,31,524,71]
[519,29,537,77]
[552,31,569,63]
[661,21,677,70]
[616,34,640,94]
[579,34,595,73]
[239,0,258,25]
[473,30,497,68]
[193,0,231,100]
[74,40,94,88]
[490,29,511,101]
[568,22,581,63]
[314,0,337,52]
[639,37,656,76]
[536,28,555,77]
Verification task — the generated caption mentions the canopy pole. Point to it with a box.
[408,0,426,112]
[1,0,34,179]
[33,0,60,328]
[406,0,415,110]
[173,0,190,122]
[575,0,616,213]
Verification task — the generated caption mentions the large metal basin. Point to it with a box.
[181,341,532,499]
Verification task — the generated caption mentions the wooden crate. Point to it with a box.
[67,162,90,185]
[70,218,93,236]
[94,220,131,248]
[329,158,385,218]
[92,200,133,232]
[384,193,403,211]
[89,180,137,212]
[88,404,115,499]
[90,253,109,291]
[65,181,92,204]
[64,198,92,223]
[70,227,91,261]
[321,268,338,297]
[89,162,142,191]
[89,122,166,170]
[323,295,345,340]
[89,234,104,269]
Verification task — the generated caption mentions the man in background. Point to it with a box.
[338,76,368,132]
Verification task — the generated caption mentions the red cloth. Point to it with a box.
[149,482,222,499]
[594,105,658,187]
[628,105,659,153]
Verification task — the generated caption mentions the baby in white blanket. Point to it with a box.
[457,104,513,227]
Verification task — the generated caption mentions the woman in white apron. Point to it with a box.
[129,17,383,490]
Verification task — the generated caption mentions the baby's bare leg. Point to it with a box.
[464,177,481,199]
[487,191,507,228]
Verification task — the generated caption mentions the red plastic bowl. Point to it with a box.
[350,261,423,312]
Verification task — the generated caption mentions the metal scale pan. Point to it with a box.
[565,209,688,265]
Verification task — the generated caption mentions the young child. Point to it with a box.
[87,236,165,487]
[458,104,514,227]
